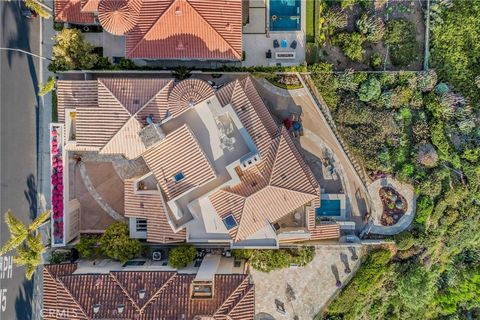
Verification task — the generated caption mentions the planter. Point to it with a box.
[50,125,64,245]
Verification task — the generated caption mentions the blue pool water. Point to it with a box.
[269,0,301,31]
[315,200,341,217]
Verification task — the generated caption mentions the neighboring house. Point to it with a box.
[54,76,339,248]
[54,0,242,61]
[43,262,255,320]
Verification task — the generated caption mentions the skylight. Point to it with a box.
[222,214,237,230]
[174,172,185,182]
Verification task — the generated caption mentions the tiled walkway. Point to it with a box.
[252,245,364,320]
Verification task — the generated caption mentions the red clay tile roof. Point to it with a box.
[57,78,173,159]
[55,0,95,24]
[98,0,139,36]
[124,179,186,243]
[210,128,320,241]
[168,78,215,115]
[142,124,216,200]
[80,0,100,12]
[43,264,255,320]
[124,0,242,60]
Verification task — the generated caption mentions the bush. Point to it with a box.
[75,235,99,259]
[250,247,315,273]
[395,231,415,251]
[99,222,141,263]
[332,32,365,62]
[356,14,385,42]
[168,245,196,268]
[370,53,383,70]
[385,19,419,67]
[358,77,381,102]
[231,249,254,260]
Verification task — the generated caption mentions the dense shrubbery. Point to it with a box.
[244,247,315,273]
[168,245,197,269]
[384,19,419,67]
[331,32,365,62]
[99,222,141,263]
[311,61,480,318]
[430,0,480,102]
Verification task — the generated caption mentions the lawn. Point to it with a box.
[306,0,315,42]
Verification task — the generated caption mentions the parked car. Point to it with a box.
[20,1,38,19]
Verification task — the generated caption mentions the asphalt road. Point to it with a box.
[0,1,41,320]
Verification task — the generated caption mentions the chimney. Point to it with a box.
[92,304,101,314]
[138,288,146,299]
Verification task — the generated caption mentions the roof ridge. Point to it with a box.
[226,284,255,317]
[98,116,143,157]
[56,276,90,319]
[138,273,178,312]
[97,78,131,116]
[128,0,239,59]
[188,0,242,58]
[214,276,250,316]
[133,79,174,117]
[108,272,142,312]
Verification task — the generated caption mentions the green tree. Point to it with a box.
[99,222,141,263]
[50,29,98,71]
[25,0,51,19]
[0,210,50,255]
[75,235,99,259]
[231,249,254,260]
[168,245,197,268]
[358,77,381,102]
[38,76,55,97]
[332,32,365,62]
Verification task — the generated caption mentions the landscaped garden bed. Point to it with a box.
[379,186,406,226]
[265,74,303,90]
[308,0,425,71]
[50,124,64,245]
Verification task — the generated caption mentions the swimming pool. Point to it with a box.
[269,0,301,31]
[315,200,341,217]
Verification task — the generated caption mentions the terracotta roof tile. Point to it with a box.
[80,0,100,12]
[124,179,186,243]
[142,124,216,200]
[43,265,255,320]
[55,0,95,24]
[98,0,139,36]
[125,0,242,60]
[168,78,215,117]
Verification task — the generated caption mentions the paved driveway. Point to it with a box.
[251,245,364,320]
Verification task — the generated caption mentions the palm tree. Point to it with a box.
[0,210,50,255]
[14,235,46,280]
[25,0,51,19]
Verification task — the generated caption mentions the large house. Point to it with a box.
[54,0,243,60]
[43,261,255,319]
[52,76,339,248]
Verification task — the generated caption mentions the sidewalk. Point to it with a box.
[34,2,55,319]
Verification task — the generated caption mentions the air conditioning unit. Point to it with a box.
[240,153,260,171]
[152,251,162,261]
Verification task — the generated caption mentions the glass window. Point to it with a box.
[222,214,237,230]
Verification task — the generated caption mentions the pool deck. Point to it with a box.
[243,0,307,67]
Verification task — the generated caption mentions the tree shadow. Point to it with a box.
[24,174,38,220]
[331,264,339,282]
[340,252,351,274]
[14,276,34,320]
[348,246,359,261]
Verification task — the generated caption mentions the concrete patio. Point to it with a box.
[252,77,370,230]
[252,245,364,320]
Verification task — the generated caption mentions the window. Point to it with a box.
[136,219,147,232]
[222,214,237,230]
[173,172,185,182]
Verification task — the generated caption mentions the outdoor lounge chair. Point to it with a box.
[273,39,279,48]
[290,40,297,49]
[281,39,288,48]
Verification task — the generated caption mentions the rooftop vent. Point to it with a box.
[139,202,144,208]
[92,304,101,314]
[117,304,125,314]
[175,6,182,16]
[225,22,232,31]
[138,288,146,299]
[241,153,260,171]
